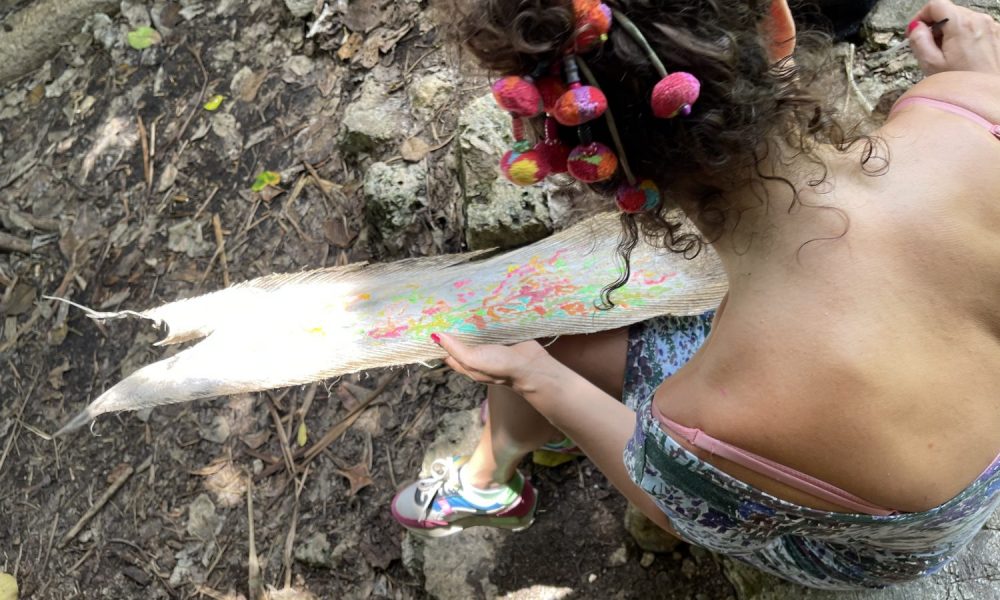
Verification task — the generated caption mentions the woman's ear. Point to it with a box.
[760,0,796,62]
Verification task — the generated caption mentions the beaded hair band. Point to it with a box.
[490,0,702,214]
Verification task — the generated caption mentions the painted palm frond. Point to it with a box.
[55,213,727,435]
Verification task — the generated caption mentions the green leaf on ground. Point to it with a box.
[127,27,162,50]
[203,95,226,111]
[297,422,308,447]
[251,171,281,193]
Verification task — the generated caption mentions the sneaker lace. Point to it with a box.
[416,457,462,517]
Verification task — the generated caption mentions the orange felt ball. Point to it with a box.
[492,76,543,118]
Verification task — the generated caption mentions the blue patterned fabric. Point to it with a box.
[621,314,1000,590]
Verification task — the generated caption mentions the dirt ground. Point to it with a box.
[0,1,743,598]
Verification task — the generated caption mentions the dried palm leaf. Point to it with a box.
[53,212,727,435]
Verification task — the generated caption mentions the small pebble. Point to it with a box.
[608,545,628,567]
[681,558,697,579]
[588,573,598,584]
[640,552,655,568]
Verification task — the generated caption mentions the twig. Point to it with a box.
[137,114,152,193]
[258,371,401,479]
[282,466,310,589]
[266,399,297,481]
[844,43,873,115]
[211,214,231,288]
[5,209,59,232]
[59,456,152,547]
[0,374,38,479]
[246,475,263,600]
[0,230,31,254]
[163,45,209,153]
[294,383,318,448]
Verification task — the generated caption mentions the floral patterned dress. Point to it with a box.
[621,314,1000,590]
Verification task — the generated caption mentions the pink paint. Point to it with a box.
[454,279,472,289]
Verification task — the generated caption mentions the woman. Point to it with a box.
[392,0,1000,589]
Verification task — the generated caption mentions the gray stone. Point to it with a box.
[459,93,552,250]
[466,179,552,251]
[608,544,629,567]
[340,80,409,154]
[210,112,243,161]
[283,0,313,18]
[294,532,332,569]
[408,71,457,114]
[362,161,428,255]
[624,501,683,554]
[866,0,1000,33]
[723,509,1000,600]
[186,494,219,541]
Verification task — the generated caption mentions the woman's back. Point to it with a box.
[656,70,1000,514]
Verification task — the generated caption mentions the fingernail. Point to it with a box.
[431,333,441,345]
[907,19,922,35]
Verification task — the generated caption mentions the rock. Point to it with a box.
[282,55,314,82]
[186,494,220,541]
[624,502,683,553]
[210,112,243,161]
[608,544,629,567]
[294,532,332,569]
[465,179,552,251]
[363,161,428,255]
[866,0,1000,33]
[722,509,1000,600]
[284,0,314,18]
[409,71,457,114]
[120,1,151,28]
[640,552,656,568]
[458,93,552,250]
[340,79,409,154]
[167,219,212,258]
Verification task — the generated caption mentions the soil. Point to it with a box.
[0,1,739,598]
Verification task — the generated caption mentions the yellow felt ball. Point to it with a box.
[0,572,19,600]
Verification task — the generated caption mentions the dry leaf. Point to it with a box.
[322,219,355,248]
[48,360,71,390]
[337,32,364,61]
[400,137,431,162]
[241,430,271,450]
[335,462,374,496]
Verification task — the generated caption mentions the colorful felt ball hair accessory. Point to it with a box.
[490,2,696,214]
[612,9,702,119]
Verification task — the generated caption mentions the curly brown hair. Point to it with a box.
[452,0,883,305]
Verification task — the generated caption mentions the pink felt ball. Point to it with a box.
[501,148,550,186]
[651,72,701,119]
[553,86,608,126]
[573,0,613,52]
[616,179,661,214]
[537,140,571,174]
[567,142,618,183]
[492,76,543,118]
[536,76,569,114]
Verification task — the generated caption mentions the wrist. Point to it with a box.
[512,357,574,398]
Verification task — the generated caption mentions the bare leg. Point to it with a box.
[461,328,629,489]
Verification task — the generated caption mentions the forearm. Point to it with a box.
[519,365,679,534]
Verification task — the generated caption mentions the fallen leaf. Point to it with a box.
[296,422,308,447]
[400,137,431,162]
[127,27,162,50]
[336,32,364,61]
[335,462,374,497]
[252,171,281,193]
[321,218,355,248]
[240,430,271,450]
[47,360,71,390]
[203,94,226,111]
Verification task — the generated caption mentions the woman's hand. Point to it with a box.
[432,333,564,394]
[909,0,1000,75]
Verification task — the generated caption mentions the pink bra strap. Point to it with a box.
[652,406,896,516]
[892,96,1000,140]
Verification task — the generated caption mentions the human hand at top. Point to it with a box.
[431,333,564,394]
[909,0,1000,75]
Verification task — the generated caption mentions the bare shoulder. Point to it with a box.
[890,71,1000,126]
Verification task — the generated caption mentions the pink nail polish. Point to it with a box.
[907,19,922,35]
[431,333,441,345]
